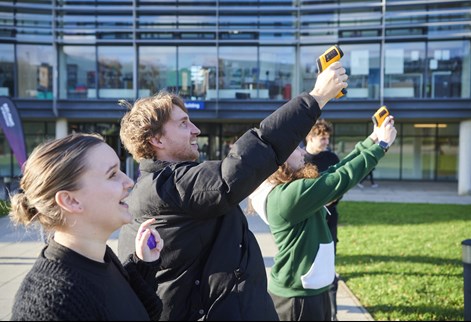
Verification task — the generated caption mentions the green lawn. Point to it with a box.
[0,200,9,217]
[337,201,471,321]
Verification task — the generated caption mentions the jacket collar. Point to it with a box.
[139,159,171,173]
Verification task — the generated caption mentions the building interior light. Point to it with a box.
[414,124,447,128]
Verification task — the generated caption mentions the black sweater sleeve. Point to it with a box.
[120,252,162,321]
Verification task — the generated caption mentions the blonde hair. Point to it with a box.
[119,91,187,161]
[9,133,105,232]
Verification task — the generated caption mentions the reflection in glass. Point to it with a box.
[139,47,177,97]
[376,137,401,179]
[178,47,217,100]
[0,135,14,178]
[340,43,380,99]
[384,42,425,98]
[426,40,470,99]
[219,47,257,100]
[401,124,437,180]
[17,44,54,99]
[23,121,56,177]
[59,46,97,99]
[437,136,458,180]
[0,44,14,96]
[300,46,325,94]
[259,47,295,100]
[97,46,134,99]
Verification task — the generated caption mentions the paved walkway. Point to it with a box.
[0,181,470,321]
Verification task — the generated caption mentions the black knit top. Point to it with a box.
[11,239,162,321]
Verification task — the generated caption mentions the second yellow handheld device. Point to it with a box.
[372,106,390,127]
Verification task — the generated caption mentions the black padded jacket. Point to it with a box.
[118,92,322,321]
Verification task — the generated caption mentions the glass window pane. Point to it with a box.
[259,47,295,100]
[97,46,134,99]
[0,132,22,177]
[438,123,459,136]
[426,40,470,99]
[219,46,257,100]
[178,46,217,101]
[17,44,54,99]
[333,123,368,159]
[139,46,177,96]
[334,135,365,160]
[0,135,12,177]
[437,136,458,180]
[376,138,401,179]
[300,46,325,94]
[384,42,426,98]
[341,43,380,99]
[59,46,97,99]
[404,137,436,180]
[0,44,14,96]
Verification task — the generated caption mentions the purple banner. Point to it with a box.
[0,96,27,168]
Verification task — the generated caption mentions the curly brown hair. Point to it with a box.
[306,118,333,141]
[119,92,187,161]
[267,162,319,186]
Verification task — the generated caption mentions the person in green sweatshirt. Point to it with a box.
[249,115,397,321]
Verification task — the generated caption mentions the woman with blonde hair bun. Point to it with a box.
[9,133,164,321]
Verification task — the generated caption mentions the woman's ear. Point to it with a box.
[55,191,83,213]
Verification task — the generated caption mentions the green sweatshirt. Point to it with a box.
[253,138,385,298]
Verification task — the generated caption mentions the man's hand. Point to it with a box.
[309,62,348,109]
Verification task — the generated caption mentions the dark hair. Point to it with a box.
[9,133,105,232]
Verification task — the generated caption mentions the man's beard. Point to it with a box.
[171,147,199,162]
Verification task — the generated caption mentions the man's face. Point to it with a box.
[308,133,330,153]
[153,105,201,162]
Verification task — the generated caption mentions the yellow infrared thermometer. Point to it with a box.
[372,106,390,127]
[316,45,347,99]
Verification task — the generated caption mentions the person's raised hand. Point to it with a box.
[376,115,397,146]
[309,61,348,109]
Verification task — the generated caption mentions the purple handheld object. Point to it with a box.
[147,234,157,249]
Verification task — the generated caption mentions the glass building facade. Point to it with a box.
[0,0,470,184]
